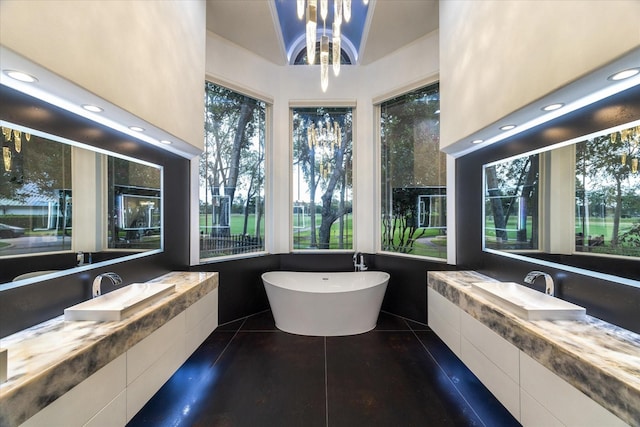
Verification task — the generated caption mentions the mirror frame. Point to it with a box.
[0,85,167,289]
[476,85,640,286]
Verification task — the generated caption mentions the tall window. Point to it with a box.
[199,82,266,259]
[292,107,353,250]
[380,84,446,258]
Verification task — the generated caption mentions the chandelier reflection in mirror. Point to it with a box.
[2,126,31,172]
[297,0,365,92]
[613,125,640,174]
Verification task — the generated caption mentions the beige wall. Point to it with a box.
[439,0,640,151]
[0,0,206,150]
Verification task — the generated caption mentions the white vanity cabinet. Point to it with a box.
[20,285,218,427]
[427,286,628,427]
[519,352,628,427]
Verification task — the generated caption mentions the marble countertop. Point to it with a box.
[0,271,218,427]
[428,271,640,427]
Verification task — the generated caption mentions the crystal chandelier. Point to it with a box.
[307,118,342,179]
[297,0,354,92]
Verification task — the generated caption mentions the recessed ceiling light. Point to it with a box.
[499,124,517,131]
[129,126,145,132]
[471,139,484,144]
[82,104,103,113]
[542,103,564,112]
[159,139,172,145]
[4,69,38,83]
[608,68,640,81]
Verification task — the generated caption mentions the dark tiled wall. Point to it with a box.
[195,253,455,325]
[456,84,640,334]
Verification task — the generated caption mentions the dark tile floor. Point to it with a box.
[128,311,520,427]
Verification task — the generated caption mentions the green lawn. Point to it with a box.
[382,226,447,259]
[485,214,640,256]
[293,215,353,249]
[199,213,449,256]
[200,213,262,236]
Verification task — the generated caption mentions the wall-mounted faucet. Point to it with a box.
[524,271,554,296]
[92,272,123,298]
[353,252,368,272]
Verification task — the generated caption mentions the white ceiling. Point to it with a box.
[206,0,439,66]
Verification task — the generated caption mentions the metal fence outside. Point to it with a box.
[200,233,263,257]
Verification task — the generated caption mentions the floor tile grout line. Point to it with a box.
[217,308,271,329]
[382,310,429,329]
[211,317,248,367]
[324,336,329,427]
[408,326,488,427]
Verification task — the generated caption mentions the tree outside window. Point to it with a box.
[380,84,445,258]
[200,83,266,259]
[292,107,353,250]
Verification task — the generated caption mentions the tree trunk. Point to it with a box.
[520,155,539,247]
[309,150,318,248]
[612,177,622,246]
[485,166,507,241]
[225,102,256,215]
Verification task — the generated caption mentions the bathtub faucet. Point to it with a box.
[353,252,368,272]
[93,272,123,298]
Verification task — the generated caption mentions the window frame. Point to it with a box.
[374,81,447,261]
[289,102,356,253]
[197,79,272,263]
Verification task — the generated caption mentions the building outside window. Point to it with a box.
[199,82,266,260]
[379,83,446,259]
[292,107,353,250]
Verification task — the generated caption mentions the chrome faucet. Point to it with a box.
[353,252,368,272]
[524,271,554,296]
[93,272,123,298]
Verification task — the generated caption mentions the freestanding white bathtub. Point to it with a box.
[261,271,390,336]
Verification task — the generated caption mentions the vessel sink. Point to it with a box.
[64,282,176,321]
[471,281,586,321]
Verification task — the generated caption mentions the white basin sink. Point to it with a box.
[64,283,176,321]
[471,281,586,321]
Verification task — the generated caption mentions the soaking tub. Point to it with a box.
[261,271,390,336]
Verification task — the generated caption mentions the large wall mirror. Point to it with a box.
[0,122,163,285]
[483,120,640,271]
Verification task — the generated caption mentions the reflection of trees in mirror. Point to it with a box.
[484,155,539,250]
[199,82,265,258]
[1,126,73,254]
[1,123,163,262]
[380,84,445,258]
[292,107,353,250]
[576,124,640,257]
